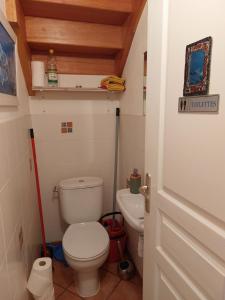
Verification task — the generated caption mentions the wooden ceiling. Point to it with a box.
[6,0,146,95]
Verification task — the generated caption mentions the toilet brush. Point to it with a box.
[117,240,135,280]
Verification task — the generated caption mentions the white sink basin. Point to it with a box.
[116,189,144,233]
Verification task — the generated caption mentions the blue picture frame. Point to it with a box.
[0,22,16,96]
[183,37,212,96]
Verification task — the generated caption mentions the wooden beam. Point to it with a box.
[5,0,18,25]
[25,17,123,54]
[6,0,34,95]
[21,0,133,14]
[21,0,132,25]
[32,54,116,75]
[115,0,147,76]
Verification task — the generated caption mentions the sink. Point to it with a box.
[116,189,144,233]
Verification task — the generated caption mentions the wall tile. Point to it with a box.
[0,258,12,300]
[31,113,116,242]
[119,115,145,277]
[0,207,6,267]
[0,117,41,300]
[0,123,10,190]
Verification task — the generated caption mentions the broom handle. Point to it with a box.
[117,240,124,261]
[113,108,120,222]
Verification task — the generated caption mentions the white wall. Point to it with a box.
[119,4,147,276]
[0,2,41,300]
[30,75,120,241]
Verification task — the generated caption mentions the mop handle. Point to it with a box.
[117,240,124,261]
[113,108,120,221]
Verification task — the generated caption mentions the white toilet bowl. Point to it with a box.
[62,221,109,297]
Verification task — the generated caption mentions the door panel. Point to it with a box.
[157,250,205,300]
[143,0,225,299]
[160,214,225,300]
[159,273,183,300]
[158,192,225,262]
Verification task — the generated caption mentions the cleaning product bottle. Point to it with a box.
[128,169,141,194]
[47,49,58,87]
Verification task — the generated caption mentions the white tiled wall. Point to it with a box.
[0,117,41,300]
[118,4,147,276]
[0,2,41,298]
[31,112,117,242]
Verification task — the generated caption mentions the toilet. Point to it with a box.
[58,177,109,298]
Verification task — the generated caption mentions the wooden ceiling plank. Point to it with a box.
[6,0,34,95]
[21,0,133,25]
[5,0,18,24]
[115,0,147,76]
[32,54,116,75]
[25,16,123,52]
[21,0,133,14]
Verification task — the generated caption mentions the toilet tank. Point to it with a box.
[58,177,103,224]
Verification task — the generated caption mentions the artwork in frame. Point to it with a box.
[0,9,17,106]
[183,36,212,96]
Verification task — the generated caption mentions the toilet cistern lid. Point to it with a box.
[59,177,103,190]
[63,222,109,260]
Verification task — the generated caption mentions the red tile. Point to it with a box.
[108,280,142,300]
[68,270,120,300]
[53,260,74,289]
[130,273,143,286]
[54,284,64,298]
[57,291,81,300]
[103,262,118,276]
[61,128,68,134]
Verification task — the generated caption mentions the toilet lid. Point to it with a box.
[63,222,109,260]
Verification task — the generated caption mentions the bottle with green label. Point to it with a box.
[47,49,58,87]
[128,168,141,194]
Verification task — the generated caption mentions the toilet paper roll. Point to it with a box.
[31,61,45,87]
[27,257,53,297]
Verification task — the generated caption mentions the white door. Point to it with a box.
[143,1,225,299]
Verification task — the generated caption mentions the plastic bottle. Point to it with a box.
[128,169,141,194]
[47,49,58,87]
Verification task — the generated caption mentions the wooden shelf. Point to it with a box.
[32,86,123,93]
[6,0,146,96]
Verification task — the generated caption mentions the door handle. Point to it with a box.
[139,173,151,213]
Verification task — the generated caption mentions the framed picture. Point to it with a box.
[0,9,17,106]
[183,36,212,96]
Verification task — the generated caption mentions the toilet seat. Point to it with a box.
[63,222,109,261]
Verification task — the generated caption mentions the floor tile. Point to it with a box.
[102,261,118,276]
[68,270,120,300]
[108,280,142,300]
[54,283,65,298]
[53,260,74,288]
[58,290,82,300]
[130,273,143,286]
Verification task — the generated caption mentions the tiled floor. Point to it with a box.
[53,260,142,300]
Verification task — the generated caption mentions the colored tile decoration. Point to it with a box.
[61,127,67,134]
[61,121,73,134]
[183,36,212,96]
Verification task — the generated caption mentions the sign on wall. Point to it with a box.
[178,94,219,113]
